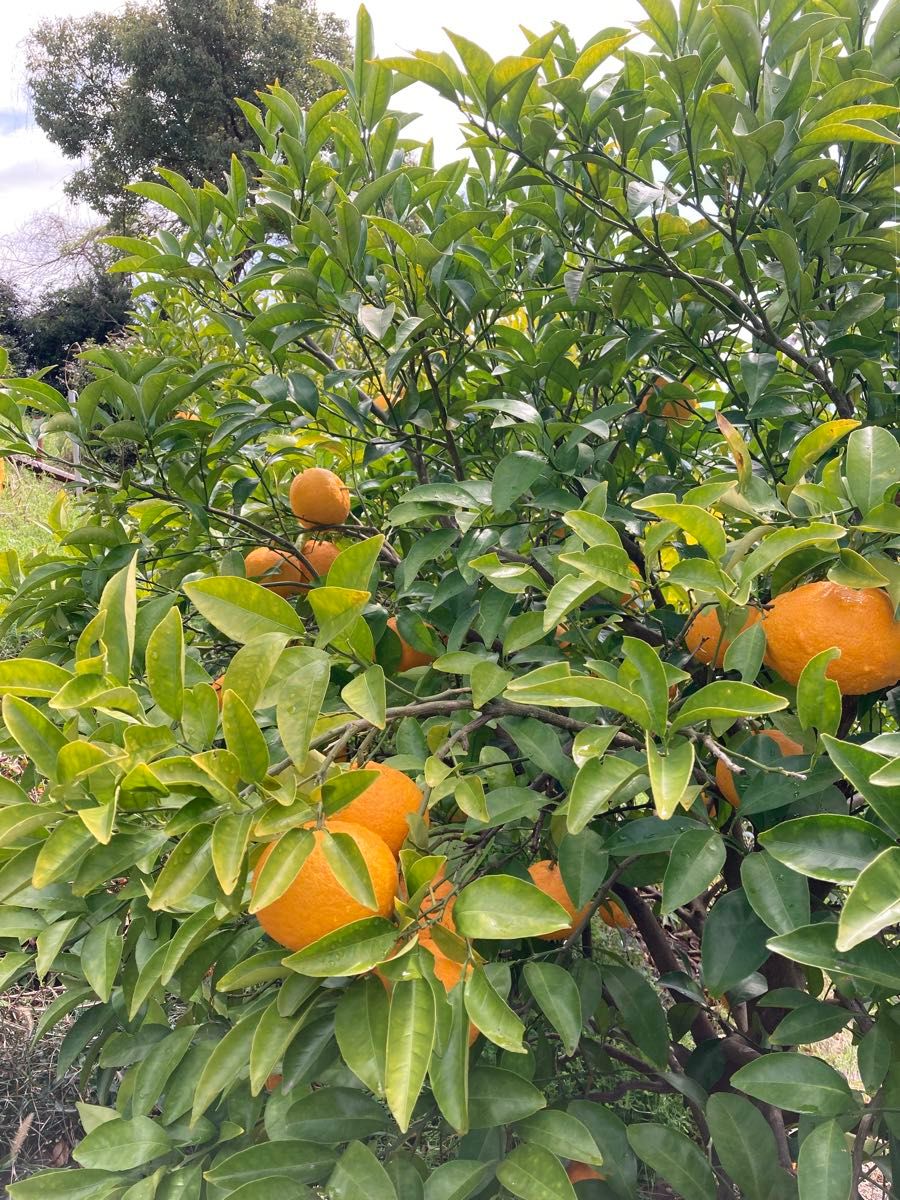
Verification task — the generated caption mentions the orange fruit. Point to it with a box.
[715,729,803,808]
[567,1162,606,1183]
[212,675,224,709]
[339,761,427,856]
[684,606,761,668]
[426,949,478,1045]
[244,546,309,596]
[638,378,698,424]
[386,616,435,672]
[289,467,351,529]
[598,897,632,929]
[295,538,340,584]
[252,819,397,951]
[265,1073,282,1091]
[527,859,590,942]
[763,582,900,695]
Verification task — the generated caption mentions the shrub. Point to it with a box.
[0,4,898,1197]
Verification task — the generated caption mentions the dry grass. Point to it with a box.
[0,983,83,1186]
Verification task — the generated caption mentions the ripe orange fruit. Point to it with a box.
[289,467,351,529]
[762,582,900,695]
[212,675,224,709]
[386,616,435,672]
[684,606,761,668]
[426,949,477,1045]
[244,546,309,596]
[715,729,803,808]
[638,378,698,424]
[252,819,397,951]
[567,1161,606,1183]
[175,410,199,420]
[338,761,427,856]
[528,859,590,942]
[598,897,633,929]
[265,1073,282,1091]
[295,538,340,583]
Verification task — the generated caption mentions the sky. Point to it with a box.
[0,0,642,262]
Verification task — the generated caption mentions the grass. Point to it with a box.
[0,467,59,561]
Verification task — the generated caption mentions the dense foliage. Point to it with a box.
[26,0,350,226]
[1,3,899,1197]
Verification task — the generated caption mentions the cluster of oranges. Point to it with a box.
[686,581,900,809]
[685,580,900,696]
[243,466,350,595]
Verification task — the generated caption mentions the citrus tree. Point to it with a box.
[1,3,899,1197]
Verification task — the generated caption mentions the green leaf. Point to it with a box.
[335,975,389,1095]
[495,1144,575,1200]
[622,637,669,735]
[191,1013,259,1123]
[468,553,545,594]
[768,922,900,989]
[184,576,304,642]
[341,665,386,728]
[327,535,383,591]
[516,1109,604,1168]
[131,1025,196,1117]
[566,755,643,834]
[769,1001,850,1046]
[0,658,72,699]
[783,420,860,491]
[731,1053,854,1116]
[285,1088,389,1152]
[485,55,542,111]
[284,916,398,976]
[73,1114,171,1171]
[523,962,582,1056]
[701,889,770,996]
[385,976,435,1131]
[558,831,608,909]
[798,1119,852,1200]
[249,1000,309,1096]
[321,830,377,909]
[464,965,526,1053]
[204,1140,337,1187]
[454,875,570,939]
[759,814,892,883]
[737,523,844,583]
[249,829,315,913]
[423,1159,496,1200]
[634,500,726,561]
[276,655,330,769]
[80,918,123,1003]
[2,695,65,781]
[309,587,371,646]
[741,851,810,935]
[722,620,767,683]
[467,1066,546,1129]
[329,1140,398,1200]
[491,451,546,513]
[470,661,512,709]
[796,649,841,737]
[822,735,900,836]
[144,606,184,719]
[640,0,679,51]
[98,554,137,685]
[567,1102,637,1198]
[221,632,290,710]
[223,690,270,782]
[627,1122,716,1200]
[148,824,213,910]
[8,1170,124,1199]
[706,1093,785,1200]
[507,673,652,732]
[844,425,900,516]
[662,828,725,914]
[429,981,470,1135]
[670,682,788,732]
[604,964,669,1068]
[646,736,695,819]
[837,847,900,951]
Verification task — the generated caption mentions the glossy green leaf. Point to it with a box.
[464,965,525,1053]
[768,922,900,989]
[701,889,770,996]
[341,664,386,728]
[627,1122,716,1200]
[329,1140,397,1200]
[248,828,314,913]
[706,1093,785,1200]
[741,851,810,934]
[276,656,330,770]
[662,828,725,914]
[670,682,788,732]
[454,875,570,939]
[283,1086,388,1143]
[844,425,900,516]
[558,831,608,909]
[604,964,669,1068]
[2,695,66,781]
[284,917,398,977]
[184,575,305,642]
[798,1119,852,1200]
[222,690,269,782]
[837,847,900,951]
[335,975,389,1095]
[98,554,137,685]
[797,649,841,737]
[467,1066,545,1129]
[385,976,435,1131]
[80,918,123,1003]
[732,1053,853,1116]
[73,1115,171,1171]
[495,1143,575,1200]
[144,606,184,719]
[566,755,643,834]
[646,736,695,819]
[321,829,377,909]
[759,814,892,883]
[523,962,582,1056]
[769,1001,850,1046]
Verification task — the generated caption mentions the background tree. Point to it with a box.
[26,0,350,227]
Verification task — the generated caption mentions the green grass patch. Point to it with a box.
[0,466,59,560]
